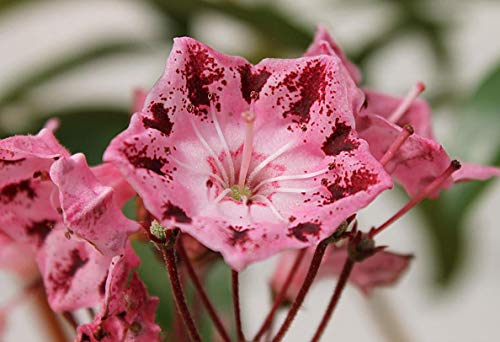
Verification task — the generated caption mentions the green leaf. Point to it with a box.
[0,41,147,108]
[148,0,312,53]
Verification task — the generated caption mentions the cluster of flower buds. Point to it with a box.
[1,25,498,341]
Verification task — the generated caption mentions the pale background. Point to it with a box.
[0,0,499,341]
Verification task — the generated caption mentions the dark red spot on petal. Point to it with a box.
[228,226,250,246]
[0,179,36,203]
[0,157,26,166]
[48,249,88,295]
[282,60,327,124]
[238,64,271,103]
[122,144,167,176]
[323,168,378,204]
[25,219,56,246]
[143,103,174,136]
[288,222,321,242]
[183,43,224,115]
[322,119,359,156]
[162,202,191,223]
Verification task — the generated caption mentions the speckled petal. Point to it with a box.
[50,154,139,256]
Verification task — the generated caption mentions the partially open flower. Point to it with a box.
[271,243,412,299]
[105,37,392,270]
[0,127,140,311]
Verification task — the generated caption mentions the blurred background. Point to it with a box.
[0,0,499,341]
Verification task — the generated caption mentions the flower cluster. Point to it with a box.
[1,25,498,341]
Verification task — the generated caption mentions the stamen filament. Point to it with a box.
[213,188,232,204]
[191,120,230,185]
[379,125,414,167]
[272,187,321,194]
[253,195,287,222]
[171,156,227,188]
[238,110,256,188]
[211,104,236,184]
[388,82,426,124]
[253,168,330,193]
[247,142,294,184]
[370,160,461,237]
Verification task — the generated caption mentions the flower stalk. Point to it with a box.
[253,249,306,341]
[232,269,246,342]
[177,237,232,342]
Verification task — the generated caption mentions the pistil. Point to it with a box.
[388,82,426,124]
[238,110,256,188]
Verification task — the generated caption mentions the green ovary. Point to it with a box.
[230,185,252,201]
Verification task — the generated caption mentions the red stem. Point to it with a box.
[271,239,329,342]
[178,238,232,342]
[310,258,355,342]
[253,249,306,341]
[232,270,246,342]
[160,244,201,342]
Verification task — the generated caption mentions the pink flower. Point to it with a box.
[104,37,392,270]
[0,231,37,279]
[271,245,412,299]
[76,250,161,342]
[0,127,139,311]
[306,27,499,197]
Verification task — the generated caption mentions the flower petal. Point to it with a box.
[50,154,139,256]
[36,226,114,312]
[271,246,412,300]
[452,162,500,182]
[0,231,37,279]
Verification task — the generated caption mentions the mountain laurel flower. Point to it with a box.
[105,37,393,270]
[0,127,140,311]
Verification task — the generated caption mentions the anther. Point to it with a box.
[379,124,414,167]
[388,82,426,124]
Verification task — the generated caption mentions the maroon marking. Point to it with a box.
[0,158,26,166]
[98,272,108,296]
[122,144,167,176]
[238,64,271,103]
[228,226,250,246]
[25,219,56,246]
[162,202,192,223]
[288,222,321,242]
[143,102,174,136]
[0,179,36,203]
[323,168,378,204]
[183,43,224,115]
[282,60,327,123]
[48,249,88,295]
[322,119,359,156]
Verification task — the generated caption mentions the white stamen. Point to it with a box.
[238,110,256,188]
[272,187,321,194]
[247,142,294,184]
[213,188,232,204]
[388,82,426,124]
[211,104,236,184]
[171,156,226,187]
[253,195,287,222]
[252,168,330,193]
[191,120,229,185]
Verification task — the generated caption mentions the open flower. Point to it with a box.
[306,27,500,197]
[0,127,139,311]
[104,37,392,270]
[271,244,412,299]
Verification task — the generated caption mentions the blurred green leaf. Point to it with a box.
[28,105,130,165]
[0,41,147,108]
[148,0,312,54]
[418,64,500,286]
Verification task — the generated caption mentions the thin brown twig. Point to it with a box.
[232,269,246,342]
